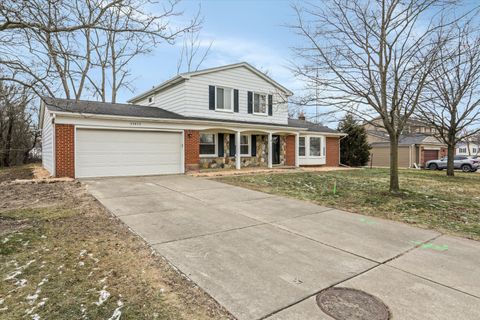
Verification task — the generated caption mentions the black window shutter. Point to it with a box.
[218,133,224,157]
[234,89,239,112]
[268,94,273,116]
[251,135,257,156]
[247,91,253,114]
[209,85,215,110]
[229,134,236,156]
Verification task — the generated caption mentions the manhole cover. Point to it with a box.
[316,287,390,320]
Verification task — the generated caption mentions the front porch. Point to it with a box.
[184,129,299,172]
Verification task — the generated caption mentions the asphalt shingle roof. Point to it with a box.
[43,97,340,134]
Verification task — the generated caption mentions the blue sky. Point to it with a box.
[120,0,301,103]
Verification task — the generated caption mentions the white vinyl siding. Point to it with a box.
[137,81,186,114]
[184,66,288,124]
[41,109,54,175]
[76,129,182,178]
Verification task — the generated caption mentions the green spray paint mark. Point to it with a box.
[333,180,337,195]
[410,240,449,251]
[360,217,377,225]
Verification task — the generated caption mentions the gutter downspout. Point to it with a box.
[338,134,349,167]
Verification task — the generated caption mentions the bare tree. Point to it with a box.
[0,81,37,167]
[290,0,459,193]
[417,22,480,176]
[0,0,200,101]
[176,27,212,74]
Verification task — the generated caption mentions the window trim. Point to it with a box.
[252,92,268,115]
[148,95,155,105]
[199,133,218,157]
[299,137,306,157]
[214,86,234,113]
[299,135,326,159]
[240,134,251,156]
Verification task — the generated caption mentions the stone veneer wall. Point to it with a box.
[199,134,287,169]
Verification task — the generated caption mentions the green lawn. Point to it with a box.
[0,166,231,320]
[217,169,480,240]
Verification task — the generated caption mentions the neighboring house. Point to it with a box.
[364,117,446,168]
[40,62,345,179]
[456,142,479,156]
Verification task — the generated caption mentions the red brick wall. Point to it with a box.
[326,137,340,166]
[184,130,200,172]
[55,124,75,178]
[285,135,296,166]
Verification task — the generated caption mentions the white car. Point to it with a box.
[426,155,479,172]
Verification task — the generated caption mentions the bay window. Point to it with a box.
[299,137,306,156]
[309,137,321,157]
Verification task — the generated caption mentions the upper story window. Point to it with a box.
[216,87,233,111]
[200,133,216,156]
[148,96,154,104]
[299,137,306,156]
[458,147,467,153]
[253,93,267,114]
[309,137,321,157]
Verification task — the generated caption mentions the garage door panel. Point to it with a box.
[76,129,182,178]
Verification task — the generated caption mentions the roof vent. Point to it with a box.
[298,112,306,121]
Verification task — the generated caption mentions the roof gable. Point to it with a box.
[128,62,293,103]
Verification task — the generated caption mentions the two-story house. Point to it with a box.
[363,117,447,168]
[40,62,344,178]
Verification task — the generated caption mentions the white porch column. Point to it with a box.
[267,132,273,168]
[295,133,300,167]
[235,131,241,170]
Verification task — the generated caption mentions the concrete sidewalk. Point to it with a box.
[84,175,480,320]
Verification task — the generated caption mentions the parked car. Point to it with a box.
[426,155,479,172]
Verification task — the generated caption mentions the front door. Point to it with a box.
[272,135,280,165]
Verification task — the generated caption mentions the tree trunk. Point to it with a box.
[3,117,13,167]
[389,136,400,193]
[446,143,455,177]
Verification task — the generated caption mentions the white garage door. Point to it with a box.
[76,129,182,178]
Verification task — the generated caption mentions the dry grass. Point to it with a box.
[217,168,480,241]
[0,165,233,320]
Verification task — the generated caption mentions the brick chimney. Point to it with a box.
[298,112,306,121]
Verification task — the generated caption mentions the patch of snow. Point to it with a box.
[2,236,9,244]
[40,235,47,239]
[37,298,48,308]
[0,298,4,305]
[0,307,8,311]
[99,277,108,284]
[4,270,22,281]
[94,288,110,306]
[23,241,30,247]
[22,259,36,269]
[79,250,87,257]
[107,300,123,320]
[26,288,41,305]
[78,261,85,267]
[15,279,27,287]
[88,253,99,264]
[32,313,40,320]
[38,277,48,286]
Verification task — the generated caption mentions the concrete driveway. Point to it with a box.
[84,175,480,320]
